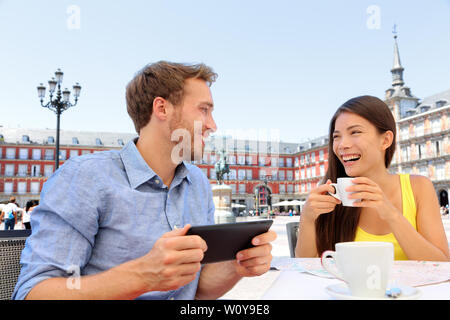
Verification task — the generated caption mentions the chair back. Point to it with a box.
[0,230,31,300]
[286,222,299,258]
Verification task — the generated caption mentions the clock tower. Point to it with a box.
[384,26,419,121]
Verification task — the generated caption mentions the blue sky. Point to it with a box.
[0,0,449,143]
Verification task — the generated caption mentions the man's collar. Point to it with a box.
[120,138,192,189]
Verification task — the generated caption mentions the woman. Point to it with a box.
[296,95,449,261]
[23,199,39,230]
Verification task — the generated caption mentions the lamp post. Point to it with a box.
[37,68,81,169]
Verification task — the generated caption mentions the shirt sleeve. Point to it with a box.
[12,158,104,300]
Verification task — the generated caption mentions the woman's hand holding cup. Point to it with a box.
[302,179,342,223]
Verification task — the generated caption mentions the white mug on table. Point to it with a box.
[321,241,394,298]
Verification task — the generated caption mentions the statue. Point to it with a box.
[214,150,230,184]
[211,149,234,223]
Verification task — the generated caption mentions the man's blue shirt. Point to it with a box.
[13,139,215,300]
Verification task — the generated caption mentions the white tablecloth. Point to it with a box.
[262,258,450,300]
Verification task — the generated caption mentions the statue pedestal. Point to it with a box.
[212,184,236,224]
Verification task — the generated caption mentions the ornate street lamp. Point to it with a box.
[37,68,81,169]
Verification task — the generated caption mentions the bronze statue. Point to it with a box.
[214,150,230,184]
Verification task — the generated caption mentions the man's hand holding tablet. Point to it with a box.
[189,220,277,299]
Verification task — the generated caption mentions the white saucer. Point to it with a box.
[325,283,421,300]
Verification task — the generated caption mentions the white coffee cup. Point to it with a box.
[328,177,359,207]
[321,242,394,298]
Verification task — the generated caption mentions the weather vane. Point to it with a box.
[392,23,398,38]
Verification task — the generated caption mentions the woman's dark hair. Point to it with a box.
[315,95,396,255]
[25,199,39,212]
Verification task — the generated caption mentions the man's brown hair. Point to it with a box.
[126,61,218,133]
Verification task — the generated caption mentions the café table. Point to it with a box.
[262,258,450,300]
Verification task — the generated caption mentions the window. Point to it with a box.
[436,164,445,180]
[279,184,285,194]
[5,164,15,176]
[271,170,278,180]
[72,137,79,145]
[300,155,304,165]
[238,169,246,180]
[271,157,278,167]
[47,136,55,144]
[31,165,40,177]
[238,155,245,165]
[95,138,103,146]
[401,146,410,162]
[286,158,292,167]
[18,164,27,176]
[287,170,293,181]
[31,182,40,194]
[4,182,13,194]
[320,164,325,177]
[22,135,30,143]
[228,155,236,164]
[18,182,26,194]
[70,150,79,158]
[435,140,441,156]
[311,152,315,163]
[44,165,54,177]
[59,150,67,160]
[400,126,409,140]
[319,150,324,161]
[432,118,441,133]
[287,184,294,193]
[259,169,266,180]
[301,169,305,179]
[19,148,28,160]
[436,100,447,108]
[415,122,424,137]
[239,184,246,194]
[6,148,15,159]
[45,149,54,160]
[32,149,41,160]
[259,156,265,166]
[246,169,252,180]
[278,158,284,167]
[278,170,285,180]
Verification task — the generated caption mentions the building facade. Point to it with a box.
[384,34,450,208]
[1,35,448,209]
[0,127,328,212]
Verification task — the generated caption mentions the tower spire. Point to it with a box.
[391,24,404,87]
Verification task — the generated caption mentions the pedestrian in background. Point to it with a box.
[1,196,18,230]
[23,200,39,230]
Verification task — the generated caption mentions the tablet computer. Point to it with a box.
[186,219,273,264]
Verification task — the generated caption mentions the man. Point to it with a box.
[1,196,18,230]
[13,61,276,300]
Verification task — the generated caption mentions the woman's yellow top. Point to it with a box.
[354,174,417,260]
